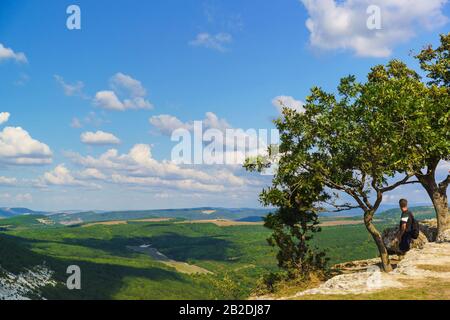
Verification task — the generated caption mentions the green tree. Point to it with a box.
[413,34,449,241]
[247,34,449,275]
[247,76,417,272]
[360,34,450,241]
[246,149,329,279]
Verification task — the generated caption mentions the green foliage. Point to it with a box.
[209,272,246,300]
[0,214,397,299]
[245,33,450,274]
[416,33,450,88]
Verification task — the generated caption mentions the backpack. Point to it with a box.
[409,212,420,240]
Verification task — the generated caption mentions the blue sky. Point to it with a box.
[0,0,449,211]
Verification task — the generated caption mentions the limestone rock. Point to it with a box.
[437,229,450,243]
[419,219,438,242]
[382,226,428,255]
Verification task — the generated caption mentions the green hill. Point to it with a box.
[0,216,388,299]
[378,206,437,222]
[0,206,442,300]
[49,207,273,225]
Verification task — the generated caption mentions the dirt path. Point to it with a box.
[127,244,213,275]
[82,218,173,227]
[176,219,264,227]
[176,219,365,227]
[269,242,450,300]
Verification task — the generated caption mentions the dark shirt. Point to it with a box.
[399,210,414,252]
[399,210,413,233]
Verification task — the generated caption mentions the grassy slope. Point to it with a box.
[1,219,277,299]
[0,206,437,300]
[0,218,384,299]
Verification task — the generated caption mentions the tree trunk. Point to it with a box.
[432,190,449,242]
[364,211,392,272]
[417,175,449,242]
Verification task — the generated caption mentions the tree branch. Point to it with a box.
[379,174,416,193]
[319,201,360,213]
[323,178,370,212]
[439,174,450,192]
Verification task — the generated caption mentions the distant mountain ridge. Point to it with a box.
[0,208,46,218]
[1,206,440,224]
[48,207,274,225]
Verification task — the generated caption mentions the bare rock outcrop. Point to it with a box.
[420,219,450,243]
[419,219,438,242]
[0,265,56,300]
[290,242,450,298]
[382,219,438,255]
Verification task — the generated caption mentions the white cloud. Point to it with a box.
[149,112,231,136]
[149,112,273,165]
[81,131,121,146]
[149,114,192,135]
[42,164,97,188]
[111,174,226,193]
[110,72,147,97]
[65,144,251,193]
[94,73,153,111]
[94,91,125,111]
[43,165,79,186]
[189,32,233,52]
[272,96,305,114]
[0,176,17,186]
[0,43,27,63]
[203,112,231,132]
[79,168,107,180]
[301,0,449,57]
[0,127,52,165]
[0,112,10,125]
[54,75,87,98]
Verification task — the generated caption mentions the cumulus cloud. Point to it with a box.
[54,75,87,98]
[110,72,147,97]
[94,91,125,111]
[65,144,251,193]
[203,112,231,132]
[0,112,10,125]
[189,32,233,52]
[149,112,274,165]
[272,96,305,114]
[0,43,27,63]
[0,127,52,165]
[149,112,231,136]
[301,0,449,57]
[42,164,98,188]
[94,73,153,111]
[0,176,18,186]
[81,131,121,146]
[111,174,226,193]
[79,168,107,180]
[149,115,192,135]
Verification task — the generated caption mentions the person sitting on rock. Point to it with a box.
[396,199,414,254]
